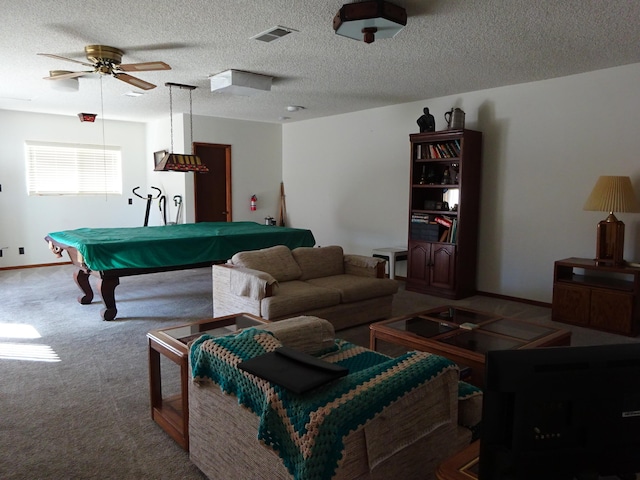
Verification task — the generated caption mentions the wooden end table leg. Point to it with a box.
[97,276,120,321]
[73,269,94,305]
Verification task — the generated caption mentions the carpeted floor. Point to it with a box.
[0,264,637,479]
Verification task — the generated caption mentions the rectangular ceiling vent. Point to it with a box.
[251,26,294,43]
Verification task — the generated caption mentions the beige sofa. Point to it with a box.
[212,245,399,330]
[189,316,482,480]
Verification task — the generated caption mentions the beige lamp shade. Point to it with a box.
[583,176,640,213]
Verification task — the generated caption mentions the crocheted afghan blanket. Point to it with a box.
[190,328,458,480]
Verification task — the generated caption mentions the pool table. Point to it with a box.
[45,222,315,320]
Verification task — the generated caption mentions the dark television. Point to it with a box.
[479,343,640,480]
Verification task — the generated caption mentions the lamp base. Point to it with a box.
[594,215,625,266]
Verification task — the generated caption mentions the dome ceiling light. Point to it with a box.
[333,0,407,44]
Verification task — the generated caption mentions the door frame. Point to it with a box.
[193,142,232,222]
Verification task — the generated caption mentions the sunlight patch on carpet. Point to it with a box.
[0,322,41,339]
[0,342,61,362]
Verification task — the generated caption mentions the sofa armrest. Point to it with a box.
[457,381,483,433]
[228,265,277,300]
[258,316,336,355]
[212,264,267,318]
[343,254,386,278]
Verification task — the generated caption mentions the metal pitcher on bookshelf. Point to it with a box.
[444,108,465,130]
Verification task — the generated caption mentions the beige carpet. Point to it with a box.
[0,264,637,479]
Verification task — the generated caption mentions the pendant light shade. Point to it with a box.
[155,82,208,173]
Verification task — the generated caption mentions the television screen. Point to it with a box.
[479,343,640,480]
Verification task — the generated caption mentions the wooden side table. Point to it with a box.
[436,440,480,480]
[552,257,640,336]
[147,313,269,450]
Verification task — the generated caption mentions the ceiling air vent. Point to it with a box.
[251,26,294,43]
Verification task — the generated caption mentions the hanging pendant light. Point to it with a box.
[154,82,209,172]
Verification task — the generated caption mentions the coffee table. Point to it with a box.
[147,313,269,450]
[370,306,571,388]
[436,440,480,480]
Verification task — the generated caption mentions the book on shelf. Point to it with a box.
[411,213,432,223]
[439,228,450,242]
[450,219,458,243]
[434,216,453,228]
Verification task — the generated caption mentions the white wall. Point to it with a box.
[188,115,283,224]
[0,110,282,268]
[4,63,639,304]
[283,63,640,303]
[0,110,146,267]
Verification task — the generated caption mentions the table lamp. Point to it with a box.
[583,176,640,265]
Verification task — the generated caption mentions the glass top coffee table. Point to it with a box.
[370,306,571,388]
[147,313,269,450]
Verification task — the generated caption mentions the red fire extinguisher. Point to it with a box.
[250,194,257,211]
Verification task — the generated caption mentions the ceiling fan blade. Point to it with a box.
[43,71,92,80]
[114,73,156,90]
[37,53,94,68]
[118,61,171,72]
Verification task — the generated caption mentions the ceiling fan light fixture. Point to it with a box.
[333,0,407,44]
[210,69,272,96]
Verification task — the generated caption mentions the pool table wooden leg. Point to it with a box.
[98,277,120,321]
[74,269,94,305]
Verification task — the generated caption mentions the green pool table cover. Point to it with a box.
[47,222,316,272]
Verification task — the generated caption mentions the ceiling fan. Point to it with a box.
[38,45,171,90]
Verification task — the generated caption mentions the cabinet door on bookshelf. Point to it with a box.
[408,241,430,284]
[430,244,455,290]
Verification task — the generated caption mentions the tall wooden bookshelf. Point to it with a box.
[406,129,482,299]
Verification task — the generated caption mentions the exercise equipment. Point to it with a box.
[132,186,162,226]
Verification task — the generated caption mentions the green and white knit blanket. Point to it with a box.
[190,328,457,480]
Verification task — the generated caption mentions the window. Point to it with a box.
[25,141,122,195]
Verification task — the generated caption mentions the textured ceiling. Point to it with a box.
[1,0,639,124]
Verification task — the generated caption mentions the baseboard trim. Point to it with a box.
[0,261,71,271]
[476,290,551,309]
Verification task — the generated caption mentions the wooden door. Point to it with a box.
[193,143,231,222]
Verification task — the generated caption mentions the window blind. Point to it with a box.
[25,141,122,196]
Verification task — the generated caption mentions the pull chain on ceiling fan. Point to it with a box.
[38,44,171,90]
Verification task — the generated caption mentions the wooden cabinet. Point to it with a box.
[406,129,482,299]
[552,257,640,336]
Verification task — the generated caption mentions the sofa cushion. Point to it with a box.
[231,245,302,282]
[306,274,399,303]
[261,281,340,319]
[292,245,344,280]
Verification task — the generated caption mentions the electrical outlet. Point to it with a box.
[19,247,24,254]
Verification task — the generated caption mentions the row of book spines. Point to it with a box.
[411,213,431,223]
[411,214,454,224]
[439,218,458,243]
[415,140,461,159]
